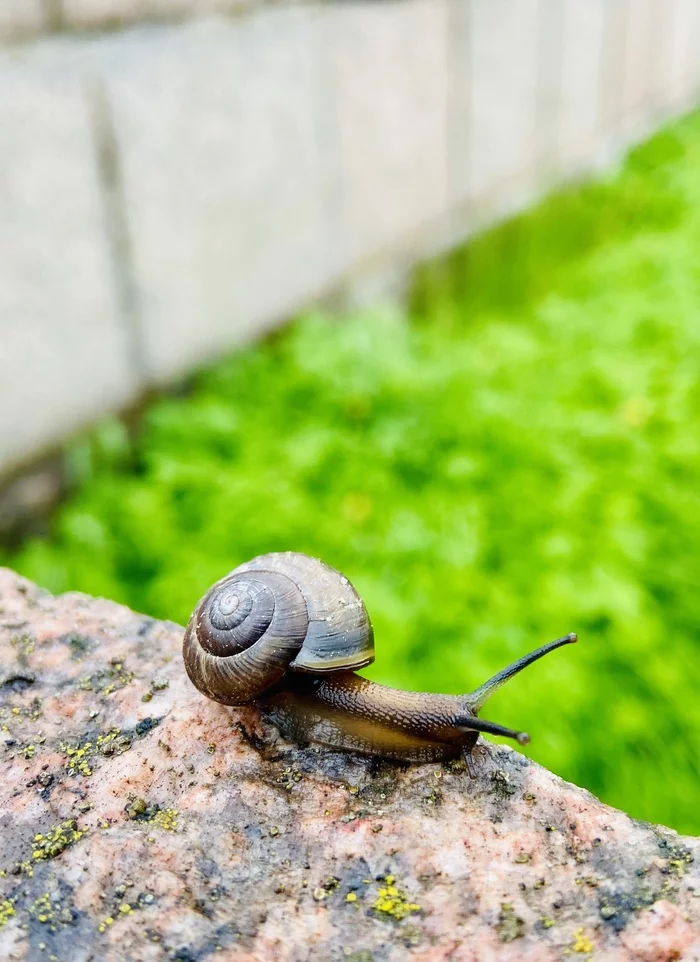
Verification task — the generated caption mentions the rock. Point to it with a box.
[0,567,698,962]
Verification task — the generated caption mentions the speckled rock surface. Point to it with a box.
[0,568,699,962]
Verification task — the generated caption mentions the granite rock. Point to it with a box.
[0,567,698,961]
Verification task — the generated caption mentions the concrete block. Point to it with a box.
[557,0,607,173]
[614,0,700,150]
[60,0,255,32]
[617,0,660,144]
[595,0,627,139]
[0,0,44,41]
[452,0,541,218]
[657,0,700,111]
[0,44,137,473]
[98,11,334,383]
[322,0,450,265]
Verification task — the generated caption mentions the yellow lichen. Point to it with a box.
[62,729,131,776]
[372,876,420,921]
[79,660,134,695]
[571,927,593,953]
[28,891,77,931]
[32,820,85,860]
[666,847,693,877]
[0,899,15,928]
[151,808,178,832]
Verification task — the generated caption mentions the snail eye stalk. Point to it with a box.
[466,633,577,712]
[456,715,530,745]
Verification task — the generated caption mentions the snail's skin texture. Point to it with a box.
[183,551,577,772]
[259,674,479,764]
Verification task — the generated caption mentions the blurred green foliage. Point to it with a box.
[7,113,700,833]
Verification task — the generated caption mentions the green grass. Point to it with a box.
[7,112,700,833]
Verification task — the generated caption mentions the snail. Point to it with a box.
[183,552,576,773]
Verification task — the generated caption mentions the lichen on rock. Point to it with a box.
[0,567,699,961]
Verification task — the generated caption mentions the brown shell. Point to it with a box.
[183,552,374,705]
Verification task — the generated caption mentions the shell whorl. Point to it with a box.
[183,552,375,706]
[183,569,309,705]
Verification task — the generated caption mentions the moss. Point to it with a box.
[497,903,525,942]
[31,820,85,861]
[657,838,694,878]
[313,876,340,902]
[141,677,168,703]
[10,633,35,664]
[124,799,179,832]
[125,798,148,820]
[276,767,304,792]
[424,788,442,807]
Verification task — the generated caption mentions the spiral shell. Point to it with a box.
[183,552,375,706]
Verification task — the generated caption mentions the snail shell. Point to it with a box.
[183,552,374,706]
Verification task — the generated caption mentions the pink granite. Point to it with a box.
[0,567,698,961]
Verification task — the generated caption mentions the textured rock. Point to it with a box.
[0,568,699,962]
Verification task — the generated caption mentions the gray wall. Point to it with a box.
[1,0,699,477]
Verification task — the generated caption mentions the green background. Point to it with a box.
[7,112,700,834]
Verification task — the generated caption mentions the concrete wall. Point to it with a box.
[1,0,699,477]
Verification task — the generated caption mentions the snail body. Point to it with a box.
[183,552,576,771]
